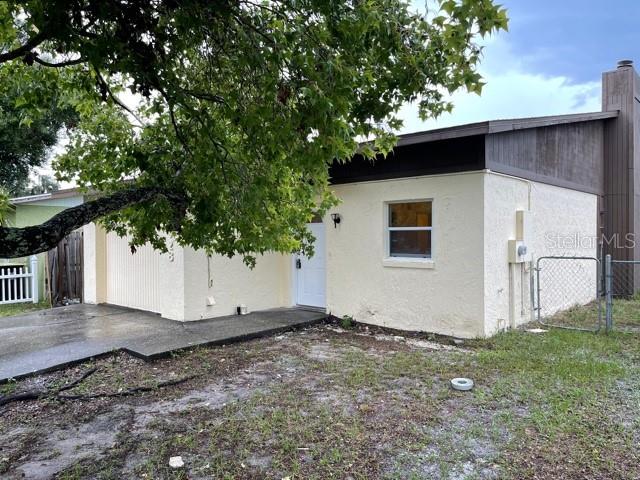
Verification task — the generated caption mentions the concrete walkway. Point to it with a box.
[0,304,326,381]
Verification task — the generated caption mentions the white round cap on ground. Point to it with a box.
[450,377,474,391]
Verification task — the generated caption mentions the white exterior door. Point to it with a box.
[295,222,326,308]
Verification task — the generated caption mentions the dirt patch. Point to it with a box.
[9,407,132,480]
[0,324,637,479]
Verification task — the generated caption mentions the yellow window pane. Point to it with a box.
[389,202,431,227]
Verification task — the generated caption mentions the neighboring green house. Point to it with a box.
[1,188,85,301]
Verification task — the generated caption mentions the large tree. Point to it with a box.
[0,62,75,195]
[0,0,508,261]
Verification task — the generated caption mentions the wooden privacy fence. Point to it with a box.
[47,231,83,306]
[0,256,38,305]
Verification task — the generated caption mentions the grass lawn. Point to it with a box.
[1,322,638,479]
[543,295,640,333]
[610,295,640,331]
[0,300,51,318]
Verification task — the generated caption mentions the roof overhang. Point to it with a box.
[395,110,619,147]
[10,187,84,205]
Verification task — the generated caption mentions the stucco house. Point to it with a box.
[83,61,640,338]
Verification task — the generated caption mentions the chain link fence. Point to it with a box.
[534,254,640,334]
[604,256,640,333]
[535,256,602,332]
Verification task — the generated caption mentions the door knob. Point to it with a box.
[296,258,302,269]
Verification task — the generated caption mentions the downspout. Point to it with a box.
[521,262,526,316]
[509,262,516,329]
[207,254,213,288]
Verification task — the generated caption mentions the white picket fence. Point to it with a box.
[0,256,39,305]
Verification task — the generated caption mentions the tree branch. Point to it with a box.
[95,69,145,127]
[0,369,196,407]
[0,187,183,258]
[34,55,86,68]
[58,375,197,400]
[0,367,97,407]
[0,31,48,64]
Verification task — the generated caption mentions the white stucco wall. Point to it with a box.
[326,172,486,338]
[327,171,598,338]
[182,249,291,320]
[483,174,598,335]
[83,171,598,335]
[157,245,187,320]
[83,223,106,305]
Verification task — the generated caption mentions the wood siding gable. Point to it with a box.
[485,121,606,195]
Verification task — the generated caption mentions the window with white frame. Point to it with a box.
[387,201,432,258]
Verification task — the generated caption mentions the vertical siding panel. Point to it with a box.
[486,121,604,194]
[106,233,163,313]
[601,65,640,293]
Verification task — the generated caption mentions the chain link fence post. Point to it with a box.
[535,258,541,323]
[605,254,613,333]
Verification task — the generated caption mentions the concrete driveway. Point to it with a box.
[0,304,326,381]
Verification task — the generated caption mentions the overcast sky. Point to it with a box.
[400,0,640,133]
[42,0,640,185]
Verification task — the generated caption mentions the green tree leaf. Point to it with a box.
[0,0,507,260]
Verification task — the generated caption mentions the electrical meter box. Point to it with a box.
[508,240,531,263]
